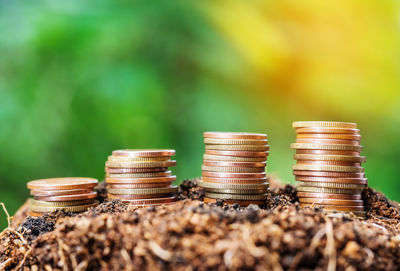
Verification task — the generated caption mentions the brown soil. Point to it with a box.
[1,178,400,271]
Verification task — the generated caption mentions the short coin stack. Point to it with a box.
[291,121,367,217]
[199,132,269,206]
[105,149,178,206]
[27,177,99,217]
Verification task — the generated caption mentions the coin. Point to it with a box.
[107,156,171,162]
[30,189,93,197]
[105,160,176,169]
[203,154,266,162]
[293,121,357,129]
[299,181,365,190]
[30,201,99,213]
[106,171,172,178]
[205,145,269,151]
[203,197,265,206]
[107,182,172,189]
[297,192,362,200]
[34,191,98,202]
[106,176,176,184]
[112,149,175,157]
[107,186,177,195]
[293,170,365,178]
[202,165,265,173]
[205,150,269,157]
[295,127,360,135]
[198,180,269,190]
[295,176,367,185]
[203,132,267,140]
[113,197,177,204]
[30,198,95,207]
[296,134,361,140]
[295,138,360,145]
[299,203,364,212]
[203,160,266,168]
[27,177,98,191]
[202,171,267,179]
[106,167,168,174]
[299,198,363,206]
[295,149,360,156]
[201,177,267,184]
[202,188,268,195]
[204,138,268,145]
[292,164,364,173]
[108,193,174,199]
[297,186,363,194]
[296,160,361,166]
[294,154,366,163]
[205,192,267,200]
[291,143,362,152]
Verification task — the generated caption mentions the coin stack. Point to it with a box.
[291,121,367,217]
[199,132,269,206]
[105,149,178,206]
[27,177,99,217]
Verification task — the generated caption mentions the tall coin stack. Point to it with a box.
[105,149,178,206]
[291,121,367,217]
[199,132,269,206]
[27,177,99,217]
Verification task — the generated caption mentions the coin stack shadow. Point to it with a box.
[26,177,99,217]
[199,132,270,206]
[105,149,178,206]
[291,121,367,217]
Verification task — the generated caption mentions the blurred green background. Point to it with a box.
[1,0,400,228]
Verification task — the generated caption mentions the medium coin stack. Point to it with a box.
[291,121,367,217]
[199,132,269,206]
[27,177,99,217]
[105,149,178,206]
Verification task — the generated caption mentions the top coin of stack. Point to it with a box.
[27,177,99,217]
[291,121,367,217]
[199,132,270,206]
[105,149,178,206]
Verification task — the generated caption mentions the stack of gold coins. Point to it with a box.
[27,177,99,217]
[291,121,367,217]
[105,149,178,206]
[199,132,269,206]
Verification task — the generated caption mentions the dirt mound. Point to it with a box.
[1,178,400,270]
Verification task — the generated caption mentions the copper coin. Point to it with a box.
[105,160,176,169]
[291,143,362,152]
[299,198,363,206]
[293,171,365,178]
[300,203,365,211]
[107,186,177,195]
[114,196,177,204]
[297,134,361,140]
[106,171,172,178]
[205,150,268,158]
[203,160,266,168]
[202,165,265,173]
[295,176,368,185]
[106,176,176,184]
[295,138,360,145]
[202,177,267,184]
[112,149,175,157]
[297,192,362,200]
[292,164,364,173]
[203,197,265,206]
[34,192,98,202]
[107,182,172,189]
[295,127,360,134]
[294,154,366,163]
[295,160,361,167]
[202,171,266,179]
[108,193,174,199]
[299,181,365,189]
[106,167,168,174]
[205,145,269,152]
[199,180,268,190]
[27,177,98,191]
[293,121,357,129]
[295,149,360,156]
[204,138,268,145]
[31,189,93,197]
[107,156,171,162]
[203,154,266,162]
[203,132,267,140]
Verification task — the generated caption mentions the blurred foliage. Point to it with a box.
[0,0,399,229]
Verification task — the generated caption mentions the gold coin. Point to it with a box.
[293,121,357,129]
[205,150,269,158]
[203,154,266,162]
[297,134,361,140]
[203,132,267,140]
[30,199,95,207]
[198,180,269,190]
[106,167,168,173]
[112,149,175,157]
[291,143,362,152]
[295,127,360,135]
[33,192,98,202]
[299,181,366,189]
[203,160,266,168]
[296,160,361,166]
[295,176,367,185]
[204,138,268,145]
[105,160,176,168]
[294,154,366,162]
[202,171,266,178]
[295,138,360,145]
[30,201,99,213]
[297,186,363,194]
[296,149,360,156]
[107,182,172,189]
[107,156,171,162]
[202,165,265,173]
[205,145,269,151]
[205,192,267,200]
[292,164,364,173]
[293,170,365,178]
[106,171,172,178]
[106,176,176,184]
[107,186,178,195]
